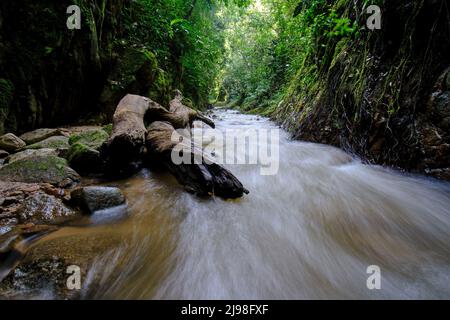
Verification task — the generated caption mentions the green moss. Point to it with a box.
[66,142,102,174]
[67,143,92,163]
[68,129,109,150]
[102,124,113,135]
[0,155,78,185]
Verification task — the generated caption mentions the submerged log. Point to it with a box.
[145,121,249,199]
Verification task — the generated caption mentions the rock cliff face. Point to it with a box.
[276,0,450,179]
[0,0,171,135]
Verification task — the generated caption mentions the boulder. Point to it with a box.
[19,128,63,145]
[18,192,79,225]
[25,136,70,151]
[0,133,26,152]
[66,143,103,174]
[68,129,109,150]
[70,186,126,214]
[5,148,60,164]
[67,129,109,174]
[0,156,80,187]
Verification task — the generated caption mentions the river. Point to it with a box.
[7,108,450,299]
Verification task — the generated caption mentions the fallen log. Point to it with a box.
[145,121,249,199]
[102,92,248,198]
[101,94,175,174]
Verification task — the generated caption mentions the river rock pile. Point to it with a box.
[0,126,128,271]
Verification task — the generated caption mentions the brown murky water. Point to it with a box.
[5,109,450,299]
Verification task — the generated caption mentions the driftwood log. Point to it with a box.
[102,93,249,199]
[145,121,249,198]
[101,94,173,175]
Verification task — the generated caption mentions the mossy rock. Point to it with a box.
[68,129,109,150]
[66,143,103,175]
[25,136,69,151]
[5,148,60,164]
[0,155,80,187]
[102,124,113,135]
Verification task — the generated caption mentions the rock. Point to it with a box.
[0,231,123,299]
[25,136,69,151]
[18,192,79,225]
[70,186,126,214]
[0,181,76,258]
[66,129,109,174]
[68,128,109,150]
[66,143,103,175]
[0,149,9,159]
[0,133,26,152]
[19,128,62,145]
[4,148,60,164]
[0,156,80,187]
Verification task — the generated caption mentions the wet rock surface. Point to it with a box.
[0,231,124,299]
[71,187,126,214]
[0,181,81,266]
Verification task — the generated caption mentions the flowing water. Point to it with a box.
[6,109,450,299]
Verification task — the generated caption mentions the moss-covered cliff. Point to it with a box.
[275,0,450,179]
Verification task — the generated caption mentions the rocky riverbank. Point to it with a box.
[0,126,129,298]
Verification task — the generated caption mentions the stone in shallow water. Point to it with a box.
[19,128,63,145]
[0,133,26,152]
[70,186,126,214]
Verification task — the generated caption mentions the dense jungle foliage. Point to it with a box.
[0,0,448,177]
